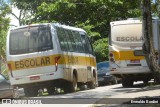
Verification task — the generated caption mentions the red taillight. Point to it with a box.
[55,56,61,71]
[109,53,115,62]
[109,53,113,57]
[7,64,13,77]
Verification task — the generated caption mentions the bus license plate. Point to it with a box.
[130,60,140,63]
[30,76,40,80]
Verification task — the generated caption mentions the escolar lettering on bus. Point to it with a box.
[116,36,143,41]
[15,57,50,69]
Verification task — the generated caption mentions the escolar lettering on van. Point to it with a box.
[7,55,96,71]
[15,57,51,69]
[116,36,143,41]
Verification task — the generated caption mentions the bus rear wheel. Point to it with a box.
[122,78,133,87]
[64,75,77,93]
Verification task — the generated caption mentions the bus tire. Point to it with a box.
[122,78,133,87]
[24,87,38,97]
[64,74,77,93]
[88,77,96,89]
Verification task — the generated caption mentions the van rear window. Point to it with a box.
[9,25,53,55]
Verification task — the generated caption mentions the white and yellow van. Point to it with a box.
[6,23,97,96]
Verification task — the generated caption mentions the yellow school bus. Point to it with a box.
[109,18,152,87]
[6,23,97,96]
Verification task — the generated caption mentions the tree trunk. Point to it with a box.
[142,0,160,83]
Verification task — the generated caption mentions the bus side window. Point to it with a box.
[72,31,85,53]
[56,27,69,51]
[67,30,77,52]
[80,34,94,55]
[64,30,74,52]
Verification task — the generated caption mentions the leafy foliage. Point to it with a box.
[10,0,141,62]
[152,0,160,17]
[0,0,10,58]
[93,38,108,62]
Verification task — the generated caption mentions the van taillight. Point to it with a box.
[109,53,115,63]
[55,56,61,71]
[7,64,13,77]
[109,53,113,57]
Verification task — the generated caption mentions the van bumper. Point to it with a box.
[110,66,151,75]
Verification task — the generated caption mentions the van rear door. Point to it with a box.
[8,24,56,77]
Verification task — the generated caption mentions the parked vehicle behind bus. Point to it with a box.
[97,61,117,86]
[6,23,97,97]
[109,18,152,87]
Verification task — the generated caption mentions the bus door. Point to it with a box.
[80,33,93,81]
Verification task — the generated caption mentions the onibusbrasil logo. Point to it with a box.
[2,99,42,104]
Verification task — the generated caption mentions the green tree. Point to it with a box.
[11,0,141,62]
[0,0,10,58]
[93,38,108,62]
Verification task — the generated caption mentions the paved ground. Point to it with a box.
[94,85,160,107]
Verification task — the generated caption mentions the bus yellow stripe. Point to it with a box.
[110,51,145,60]
[8,54,96,71]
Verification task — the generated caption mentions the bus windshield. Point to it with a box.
[9,25,53,55]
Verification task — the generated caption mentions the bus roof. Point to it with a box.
[9,23,86,33]
[52,23,86,32]
[110,18,142,26]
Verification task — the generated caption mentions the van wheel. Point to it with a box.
[64,75,77,93]
[122,78,133,87]
[88,77,96,89]
[24,87,38,97]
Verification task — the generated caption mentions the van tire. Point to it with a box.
[64,75,77,93]
[122,78,133,87]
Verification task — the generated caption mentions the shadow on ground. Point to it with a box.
[112,81,160,93]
